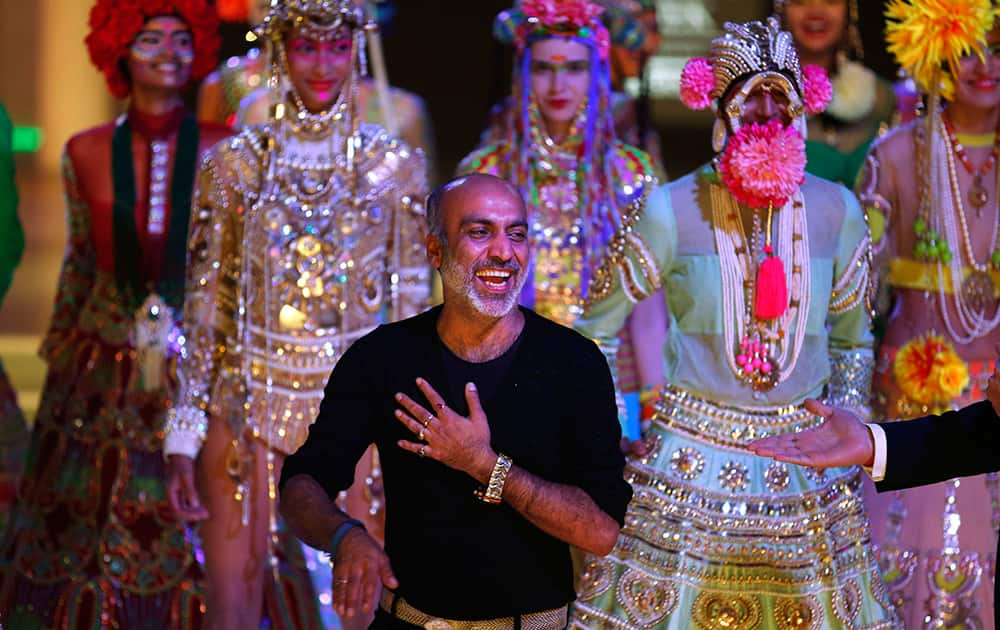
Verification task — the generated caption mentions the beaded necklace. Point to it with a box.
[111,111,198,311]
[110,109,198,391]
[942,111,1000,217]
[710,169,811,393]
[919,115,1000,343]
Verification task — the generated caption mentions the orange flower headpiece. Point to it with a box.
[678,17,831,152]
[885,0,999,101]
[85,0,220,99]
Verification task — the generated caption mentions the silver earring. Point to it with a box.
[712,118,727,153]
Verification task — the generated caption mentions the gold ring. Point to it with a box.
[423,414,433,427]
[418,429,425,441]
[418,446,426,458]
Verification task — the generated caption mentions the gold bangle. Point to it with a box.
[474,453,512,504]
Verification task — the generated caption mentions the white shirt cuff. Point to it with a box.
[862,423,887,482]
[163,430,203,460]
[162,406,208,460]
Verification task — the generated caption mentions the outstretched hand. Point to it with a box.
[748,399,875,469]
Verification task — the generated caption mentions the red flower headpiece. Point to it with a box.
[85,0,220,99]
[216,0,249,22]
[497,0,611,60]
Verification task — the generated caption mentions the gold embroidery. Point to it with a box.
[617,568,679,627]
[764,462,790,493]
[669,447,706,481]
[829,235,873,315]
[832,580,862,624]
[774,595,823,630]
[718,461,750,493]
[585,188,658,308]
[576,557,615,601]
[691,592,763,630]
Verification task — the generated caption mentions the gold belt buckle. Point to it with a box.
[424,621,454,630]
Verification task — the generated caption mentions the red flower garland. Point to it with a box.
[85,0,220,98]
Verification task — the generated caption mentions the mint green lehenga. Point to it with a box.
[568,169,898,630]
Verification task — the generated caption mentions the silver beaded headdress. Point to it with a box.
[709,17,806,151]
[258,0,365,41]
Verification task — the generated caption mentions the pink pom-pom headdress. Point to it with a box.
[678,17,830,150]
[680,57,715,110]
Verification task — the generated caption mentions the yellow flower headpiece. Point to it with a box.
[885,0,999,101]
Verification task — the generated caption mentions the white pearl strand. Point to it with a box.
[147,140,169,235]
[712,185,811,387]
[933,117,1000,343]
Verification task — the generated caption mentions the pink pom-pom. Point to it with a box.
[802,64,832,115]
[719,119,806,209]
[680,57,714,111]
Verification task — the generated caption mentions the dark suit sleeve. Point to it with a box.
[876,400,1000,492]
[561,339,633,526]
[279,331,381,501]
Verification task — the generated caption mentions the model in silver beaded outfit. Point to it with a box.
[162,1,429,628]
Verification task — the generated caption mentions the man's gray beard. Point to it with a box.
[439,255,527,319]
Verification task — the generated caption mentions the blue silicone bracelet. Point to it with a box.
[329,518,365,562]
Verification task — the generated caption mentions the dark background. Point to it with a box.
[218,1,899,182]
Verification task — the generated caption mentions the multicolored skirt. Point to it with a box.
[570,385,898,630]
[0,314,321,629]
[865,343,999,630]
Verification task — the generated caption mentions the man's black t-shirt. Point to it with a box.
[280,306,631,619]
[439,324,523,406]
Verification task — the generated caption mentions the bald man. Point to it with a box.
[279,174,632,628]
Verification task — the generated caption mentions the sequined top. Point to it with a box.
[167,120,429,457]
[458,137,656,326]
[578,168,874,411]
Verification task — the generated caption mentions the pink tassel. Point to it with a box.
[754,252,787,320]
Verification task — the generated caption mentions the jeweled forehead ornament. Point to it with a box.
[714,18,804,143]
[679,17,832,152]
[258,0,365,41]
